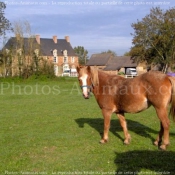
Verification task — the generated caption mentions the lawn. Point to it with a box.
[0,77,175,175]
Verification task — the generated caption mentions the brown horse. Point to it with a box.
[76,66,175,150]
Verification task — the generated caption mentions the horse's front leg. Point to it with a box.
[100,109,112,143]
[117,113,131,145]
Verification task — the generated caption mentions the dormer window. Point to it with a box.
[63,50,67,56]
[34,49,39,57]
[6,49,10,54]
[53,49,57,57]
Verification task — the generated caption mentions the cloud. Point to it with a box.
[3,0,175,55]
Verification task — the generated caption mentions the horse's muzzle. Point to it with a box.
[81,85,91,99]
[83,92,90,99]
[83,94,89,99]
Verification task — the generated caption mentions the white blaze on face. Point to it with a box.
[80,74,88,97]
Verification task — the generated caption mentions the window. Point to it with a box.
[54,65,58,76]
[17,49,23,65]
[64,56,68,63]
[63,65,69,70]
[53,49,57,56]
[53,49,58,63]
[63,50,67,56]
[53,56,58,63]
[63,64,70,72]
[17,49,22,56]
[6,49,10,54]
[71,57,75,63]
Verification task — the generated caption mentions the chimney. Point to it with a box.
[36,35,40,44]
[65,36,70,42]
[53,35,57,44]
[15,34,21,41]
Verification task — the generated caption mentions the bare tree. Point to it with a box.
[12,20,40,77]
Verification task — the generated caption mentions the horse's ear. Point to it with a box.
[87,66,91,73]
[76,66,80,73]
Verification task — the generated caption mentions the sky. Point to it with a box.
[2,0,175,57]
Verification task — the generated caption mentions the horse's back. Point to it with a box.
[116,71,172,113]
[96,70,172,113]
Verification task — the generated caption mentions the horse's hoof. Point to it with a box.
[159,144,166,150]
[154,141,158,146]
[124,140,130,145]
[154,140,163,147]
[124,134,131,145]
[100,139,108,144]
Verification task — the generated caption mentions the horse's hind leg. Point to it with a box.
[154,108,170,150]
[117,113,131,145]
[154,122,163,147]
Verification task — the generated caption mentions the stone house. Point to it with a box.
[3,35,79,76]
[86,53,147,75]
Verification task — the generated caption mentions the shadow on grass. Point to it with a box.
[75,118,175,145]
[114,150,175,174]
[75,118,157,143]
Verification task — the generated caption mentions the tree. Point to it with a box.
[12,20,40,77]
[0,48,12,77]
[74,46,88,65]
[2,20,54,78]
[123,51,131,56]
[130,7,175,73]
[101,49,117,56]
[0,2,12,36]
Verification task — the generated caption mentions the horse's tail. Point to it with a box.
[168,76,175,121]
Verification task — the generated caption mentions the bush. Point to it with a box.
[118,71,125,75]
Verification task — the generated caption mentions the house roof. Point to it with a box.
[86,54,137,70]
[3,36,77,56]
[104,56,137,71]
[86,53,112,66]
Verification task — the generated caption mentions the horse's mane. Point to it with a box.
[90,66,99,86]
[90,66,125,86]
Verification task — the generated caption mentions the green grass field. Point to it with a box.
[0,77,175,175]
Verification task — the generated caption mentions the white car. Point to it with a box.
[126,68,137,76]
[62,70,70,76]
[129,68,137,76]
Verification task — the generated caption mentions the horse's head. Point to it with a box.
[76,66,99,99]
